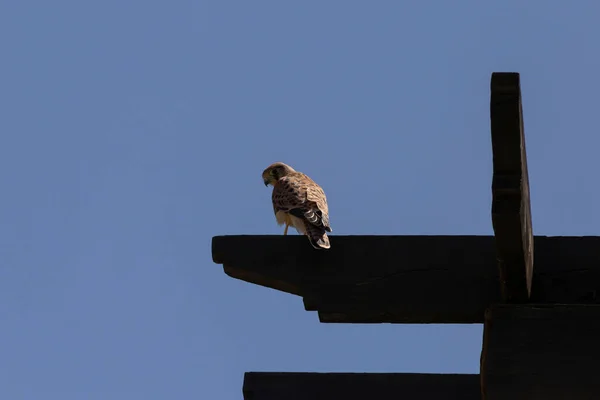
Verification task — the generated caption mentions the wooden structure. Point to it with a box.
[212,73,600,399]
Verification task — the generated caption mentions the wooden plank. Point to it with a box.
[312,236,600,323]
[212,235,600,323]
[212,235,498,298]
[243,372,481,400]
[212,234,500,323]
[481,304,600,400]
[490,72,534,303]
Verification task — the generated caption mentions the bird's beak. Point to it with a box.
[264,179,270,187]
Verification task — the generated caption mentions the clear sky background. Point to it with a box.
[2,1,600,399]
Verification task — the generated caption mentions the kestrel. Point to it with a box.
[262,162,332,249]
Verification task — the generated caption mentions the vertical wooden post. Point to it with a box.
[482,305,600,400]
[490,72,534,303]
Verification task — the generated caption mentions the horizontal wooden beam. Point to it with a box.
[481,304,600,399]
[490,72,534,303]
[212,235,600,323]
[243,372,481,400]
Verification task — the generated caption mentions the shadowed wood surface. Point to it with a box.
[481,304,600,400]
[490,72,534,303]
[243,372,481,400]
[212,235,600,323]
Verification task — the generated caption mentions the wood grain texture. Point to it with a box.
[490,72,534,303]
[212,235,600,323]
[243,372,481,400]
[481,304,600,400]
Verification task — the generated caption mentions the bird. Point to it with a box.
[262,162,332,249]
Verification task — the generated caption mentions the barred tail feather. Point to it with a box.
[305,224,330,249]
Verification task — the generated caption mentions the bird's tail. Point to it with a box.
[305,224,331,249]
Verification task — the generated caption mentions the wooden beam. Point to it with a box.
[212,235,600,323]
[490,72,534,303]
[213,235,500,323]
[481,304,600,399]
[243,372,481,400]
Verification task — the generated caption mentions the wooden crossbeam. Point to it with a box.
[243,372,481,400]
[212,235,600,323]
[490,72,534,303]
[481,304,600,399]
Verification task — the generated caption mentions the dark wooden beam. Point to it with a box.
[213,235,500,323]
[243,372,481,400]
[490,72,534,303]
[212,235,600,323]
[481,304,600,399]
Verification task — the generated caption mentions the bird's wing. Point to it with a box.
[272,175,306,213]
[272,173,331,232]
[304,174,331,231]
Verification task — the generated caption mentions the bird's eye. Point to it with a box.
[270,169,277,176]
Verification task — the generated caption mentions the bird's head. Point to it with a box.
[262,162,296,187]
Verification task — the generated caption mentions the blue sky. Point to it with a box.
[2,1,600,399]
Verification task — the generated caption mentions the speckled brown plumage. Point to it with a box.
[262,162,332,249]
